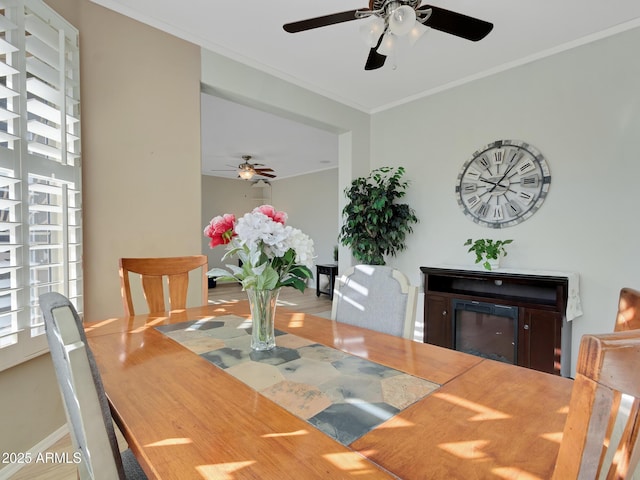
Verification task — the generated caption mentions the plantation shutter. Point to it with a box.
[0,0,82,371]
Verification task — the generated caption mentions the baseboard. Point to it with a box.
[0,424,69,480]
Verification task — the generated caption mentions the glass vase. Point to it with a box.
[246,288,280,351]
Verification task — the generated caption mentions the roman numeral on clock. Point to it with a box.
[518,161,535,174]
[476,202,490,218]
[521,175,539,188]
[506,201,522,217]
[518,191,533,203]
[466,195,480,208]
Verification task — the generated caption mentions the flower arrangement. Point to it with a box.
[204,205,315,292]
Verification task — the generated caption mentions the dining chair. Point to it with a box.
[331,264,418,339]
[119,255,208,316]
[615,287,640,332]
[552,329,640,479]
[600,286,640,477]
[39,292,147,480]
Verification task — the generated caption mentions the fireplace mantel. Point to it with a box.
[420,266,576,376]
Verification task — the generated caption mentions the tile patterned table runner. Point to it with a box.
[156,315,439,445]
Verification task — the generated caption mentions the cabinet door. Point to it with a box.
[425,294,452,348]
[518,308,562,375]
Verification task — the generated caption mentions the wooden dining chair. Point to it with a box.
[599,287,640,478]
[615,287,640,332]
[119,255,208,316]
[40,292,147,480]
[552,329,640,479]
[331,264,418,339]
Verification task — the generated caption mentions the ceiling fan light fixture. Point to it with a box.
[377,32,396,56]
[238,168,254,180]
[389,5,416,36]
[359,16,385,47]
[408,21,428,46]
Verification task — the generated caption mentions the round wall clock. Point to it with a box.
[455,140,551,228]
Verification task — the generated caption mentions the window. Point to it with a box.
[0,0,81,371]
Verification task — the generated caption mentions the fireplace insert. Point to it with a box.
[452,299,519,364]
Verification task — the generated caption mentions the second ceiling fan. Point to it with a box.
[283,0,493,70]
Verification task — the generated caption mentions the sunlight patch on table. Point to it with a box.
[540,431,563,444]
[196,461,255,478]
[262,429,309,438]
[492,466,544,479]
[145,437,193,447]
[287,312,307,328]
[439,440,490,459]
[83,317,122,331]
[434,392,511,420]
[322,451,384,474]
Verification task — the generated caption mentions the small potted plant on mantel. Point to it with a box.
[464,238,513,271]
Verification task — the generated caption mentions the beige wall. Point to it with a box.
[46,0,202,322]
[0,0,202,466]
[0,354,65,465]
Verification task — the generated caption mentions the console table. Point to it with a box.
[316,264,338,300]
[421,266,579,376]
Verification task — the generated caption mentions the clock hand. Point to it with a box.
[479,178,499,187]
[495,155,520,185]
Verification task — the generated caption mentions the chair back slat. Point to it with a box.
[119,255,208,315]
[331,265,417,339]
[553,330,640,479]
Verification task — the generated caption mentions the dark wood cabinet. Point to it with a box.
[424,293,451,348]
[421,266,571,376]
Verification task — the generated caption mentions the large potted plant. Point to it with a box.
[339,166,418,265]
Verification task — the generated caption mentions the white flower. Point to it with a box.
[288,228,315,269]
[205,205,314,292]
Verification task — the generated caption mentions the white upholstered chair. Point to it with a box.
[40,292,147,480]
[331,265,418,339]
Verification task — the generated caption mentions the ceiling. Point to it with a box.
[200,94,339,181]
[90,0,640,180]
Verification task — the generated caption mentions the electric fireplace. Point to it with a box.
[422,266,575,376]
[452,299,518,364]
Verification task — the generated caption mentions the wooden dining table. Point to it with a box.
[84,300,573,479]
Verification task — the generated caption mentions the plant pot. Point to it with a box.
[483,256,501,271]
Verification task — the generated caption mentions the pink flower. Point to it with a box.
[253,205,287,224]
[204,213,236,248]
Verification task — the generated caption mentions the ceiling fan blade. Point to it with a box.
[254,168,274,173]
[256,172,277,178]
[418,5,493,41]
[364,34,386,70]
[283,9,365,33]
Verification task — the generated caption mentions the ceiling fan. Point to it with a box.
[283,0,493,70]
[210,155,276,180]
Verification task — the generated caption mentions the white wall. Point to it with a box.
[370,26,640,374]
